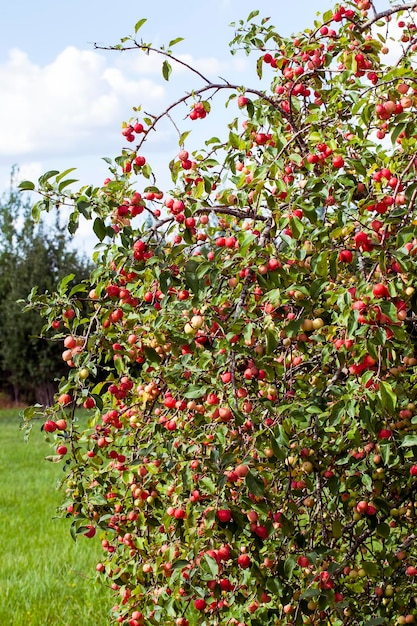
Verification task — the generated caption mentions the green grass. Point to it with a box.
[0,408,112,625]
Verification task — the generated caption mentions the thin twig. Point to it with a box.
[359,2,417,32]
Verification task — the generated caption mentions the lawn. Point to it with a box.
[0,408,112,625]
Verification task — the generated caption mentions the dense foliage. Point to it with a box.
[22,1,417,624]
[0,169,92,405]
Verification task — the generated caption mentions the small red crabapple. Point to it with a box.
[84,525,96,538]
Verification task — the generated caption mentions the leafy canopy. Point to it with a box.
[21,2,417,625]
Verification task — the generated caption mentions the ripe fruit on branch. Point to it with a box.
[354,231,373,251]
[178,149,189,161]
[217,509,232,523]
[84,525,96,538]
[332,155,344,168]
[373,283,390,298]
[194,598,207,611]
[190,102,207,120]
[238,95,249,108]
[63,309,75,320]
[134,156,146,167]
[339,249,353,263]
[356,500,369,514]
[57,393,72,405]
[237,554,251,569]
[83,397,95,409]
[190,314,204,329]
[378,428,392,440]
[297,555,310,567]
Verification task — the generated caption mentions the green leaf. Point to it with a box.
[376,523,390,539]
[171,559,189,569]
[372,497,391,517]
[300,588,320,599]
[114,356,124,374]
[331,519,343,539]
[89,495,108,506]
[270,437,286,461]
[68,210,79,234]
[379,381,397,413]
[391,121,408,145]
[93,217,107,241]
[243,322,254,344]
[162,60,172,81]
[168,37,184,47]
[237,230,256,255]
[58,178,78,191]
[245,471,265,496]
[400,434,417,447]
[289,216,304,239]
[38,170,59,185]
[183,385,206,399]
[184,260,201,294]
[56,167,77,182]
[265,328,279,355]
[194,179,204,199]
[246,99,254,118]
[347,313,359,338]
[58,273,75,295]
[379,443,391,465]
[311,251,328,277]
[284,555,296,580]
[201,554,219,578]
[134,18,147,33]
[18,180,35,191]
[275,424,289,447]
[229,131,242,149]
[256,55,263,79]
[68,283,88,298]
[361,561,379,577]
[144,347,162,365]
[266,577,282,595]
[179,131,191,146]
[200,476,215,494]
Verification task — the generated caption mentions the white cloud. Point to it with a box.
[0,41,247,176]
[123,48,249,80]
[102,66,165,101]
[13,162,44,186]
[0,39,252,253]
[176,54,224,76]
[0,45,166,161]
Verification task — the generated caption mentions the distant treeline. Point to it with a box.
[0,168,93,406]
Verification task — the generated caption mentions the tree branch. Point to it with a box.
[94,41,212,85]
[359,2,417,32]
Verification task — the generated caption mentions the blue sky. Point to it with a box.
[0,0,331,250]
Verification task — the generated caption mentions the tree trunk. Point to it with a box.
[35,382,56,407]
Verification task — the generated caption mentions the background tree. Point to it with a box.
[21,1,417,625]
[0,168,92,405]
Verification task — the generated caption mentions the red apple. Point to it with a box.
[237,554,251,569]
[217,509,232,523]
[43,420,57,432]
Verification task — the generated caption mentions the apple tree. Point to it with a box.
[21,1,417,624]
